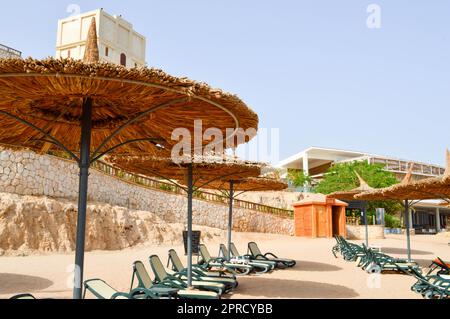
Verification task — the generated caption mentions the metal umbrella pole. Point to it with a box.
[73,98,93,299]
[404,200,412,262]
[186,163,194,288]
[362,201,369,247]
[227,181,235,261]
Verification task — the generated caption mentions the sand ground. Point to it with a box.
[0,232,449,299]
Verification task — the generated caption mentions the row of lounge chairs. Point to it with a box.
[332,235,450,299]
[10,242,296,299]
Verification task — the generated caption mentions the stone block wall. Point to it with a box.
[0,149,294,236]
[346,225,385,240]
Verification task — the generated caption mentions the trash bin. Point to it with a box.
[183,231,201,256]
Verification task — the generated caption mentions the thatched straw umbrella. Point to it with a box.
[206,177,287,260]
[107,154,262,287]
[0,18,258,298]
[356,156,449,261]
[327,172,375,246]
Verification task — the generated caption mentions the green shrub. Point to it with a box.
[385,214,401,228]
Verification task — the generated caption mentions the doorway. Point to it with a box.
[332,206,341,236]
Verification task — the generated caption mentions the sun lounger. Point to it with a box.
[167,249,238,290]
[230,242,276,270]
[149,255,224,295]
[247,242,296,268]
[198,244,252,276]
[83,278,154,299]
[219,244,272,274]
[403,267,450,299]
[131,260,219,299]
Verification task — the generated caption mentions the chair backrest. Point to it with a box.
[199,244,212,262]
[168,249,185,272]
[84,279,120,299]
[230,243,240,257]
[248,242,262,256]
[133,261,154,289]
[219,244,230,258]
[149,255,169,282]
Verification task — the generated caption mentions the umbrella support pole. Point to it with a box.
[227,181,234,261]
[404,200,412,262]
[186,163,194,288]
[73,98,93,300]
[363,205,369,248]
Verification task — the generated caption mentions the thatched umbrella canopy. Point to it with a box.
[327,172,374,201]
[203,176,287,260]
[108,155,262,189]
[0,18,258,298]
[108,154,262,284]
[0,21,258,157]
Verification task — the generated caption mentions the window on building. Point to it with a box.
[105,47,109,57]
[120,53,127,66]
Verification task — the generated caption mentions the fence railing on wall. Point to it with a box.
[43,152,294,219]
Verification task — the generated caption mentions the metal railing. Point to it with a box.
[0,44,22,58]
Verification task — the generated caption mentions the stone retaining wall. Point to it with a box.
[0,149,294,235]
[346,225,385,240]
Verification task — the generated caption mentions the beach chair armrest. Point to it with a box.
[110,292,131,299]
[264,252,279,259]
[254,254,269,260]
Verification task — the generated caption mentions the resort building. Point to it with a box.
[56,9,146,68]
[0,43,21,59]
[278,147,449,233]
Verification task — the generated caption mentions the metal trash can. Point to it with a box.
[183,231,201,256]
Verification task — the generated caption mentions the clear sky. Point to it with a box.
[1,1,449,165]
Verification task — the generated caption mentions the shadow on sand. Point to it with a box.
[295,261,342,272]
[0,273,53,295]
[232,277,359,298]
[380,247,433,256]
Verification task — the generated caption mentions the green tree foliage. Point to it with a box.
[286,169,312,188]
[314,161,402,215]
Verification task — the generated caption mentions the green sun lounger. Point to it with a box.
[219,244,272,274]
[149,255,225,295]
[131,260,219,299]
[247,242,296,268]
[83,278,154,299]
[403,267,450,299]
[230,242,276,270]
[167,249,238,290]
[199,244,252,276]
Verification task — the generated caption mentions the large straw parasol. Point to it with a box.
[0,18,258,298]
[107,154,262,286]
[327,172,375,246]
[356,154,449,261]
[206,176,288,260]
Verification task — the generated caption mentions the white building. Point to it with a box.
[278,146,445,182]
[56,9,146,68]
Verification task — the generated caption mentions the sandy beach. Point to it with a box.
[1,231,449,299]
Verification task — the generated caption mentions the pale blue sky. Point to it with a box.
[1,1,449,165]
